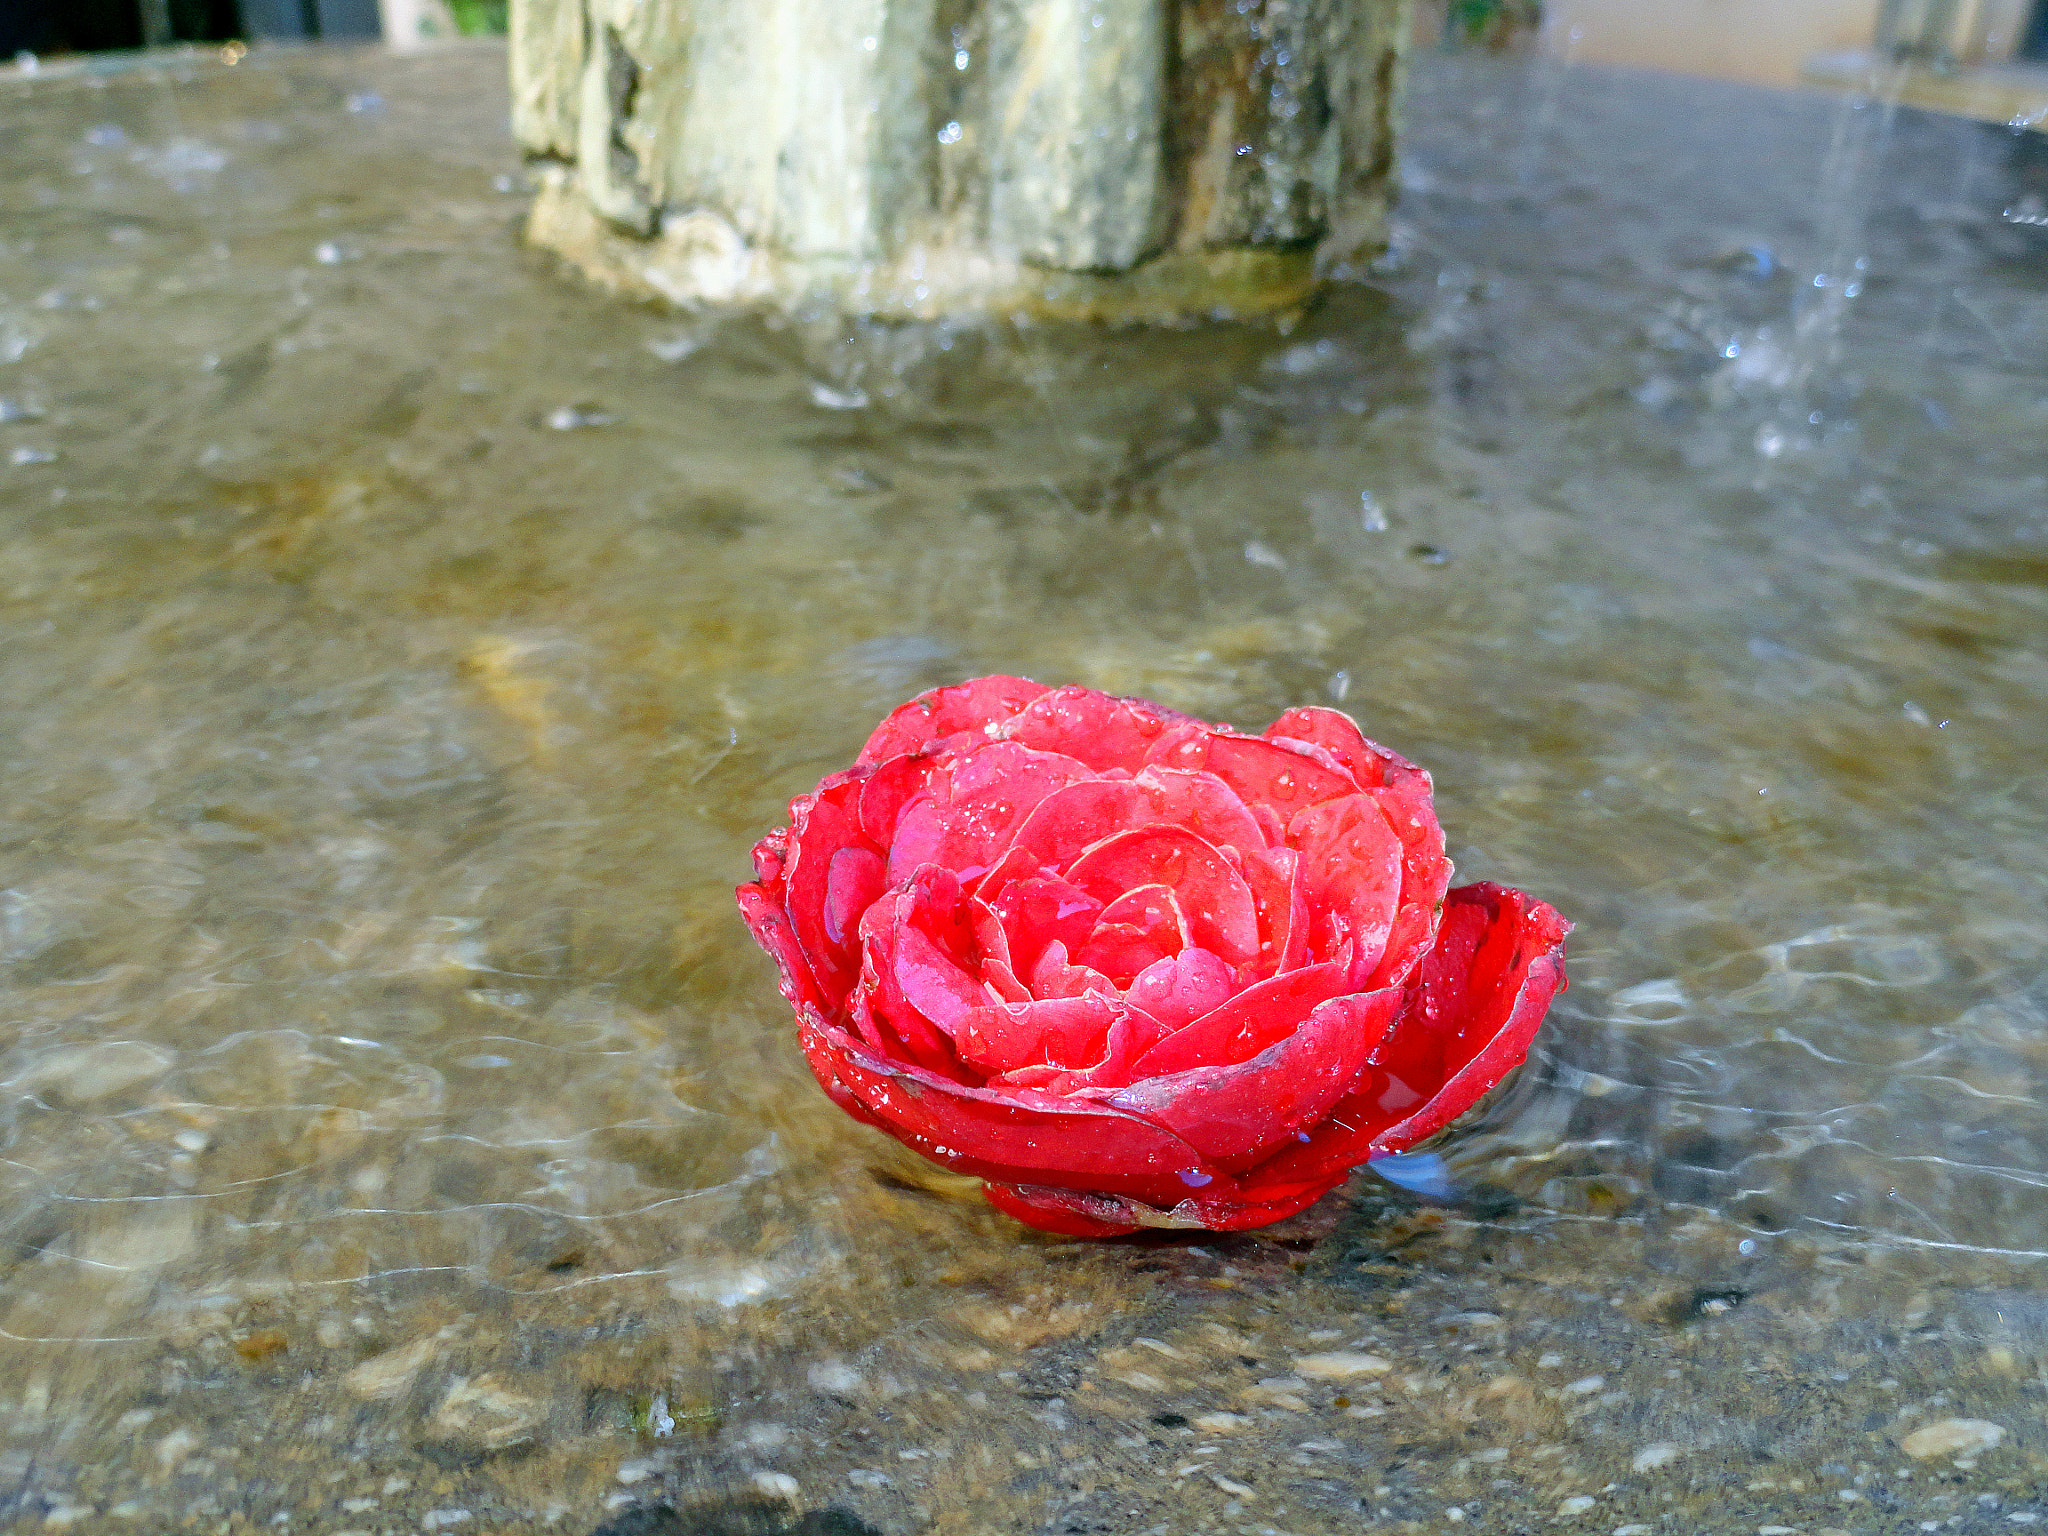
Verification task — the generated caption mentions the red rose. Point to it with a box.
[737,676,1569,1237]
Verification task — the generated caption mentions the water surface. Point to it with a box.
[2,40,2046,1536]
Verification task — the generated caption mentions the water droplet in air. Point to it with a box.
[542,404,617,431]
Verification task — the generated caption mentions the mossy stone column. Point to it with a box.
[511,0,1412,321]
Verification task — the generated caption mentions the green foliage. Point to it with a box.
[1445,0,1542,48]
[446,0,508,37]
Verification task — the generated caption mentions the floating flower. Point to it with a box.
[737,677,1569,1236]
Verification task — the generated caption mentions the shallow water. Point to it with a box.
[1,39,2046,1536]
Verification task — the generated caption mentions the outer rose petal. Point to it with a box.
[781,776,880,1003]
[801,1015,1230,1206]
[856,675,1049,765]
[736,879,827,1015]
[998,685,1188,772]
[1147,726,1358,815]
[1265,706,1422,791]
[1368,881,1570,1152]
[1107,988,1402,1169]
[1231,882,1570,1204]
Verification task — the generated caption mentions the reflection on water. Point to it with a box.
[1,38,2046,1536]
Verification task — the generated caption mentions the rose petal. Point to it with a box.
[1368,881,1570,1151]
[1264,706,1420,790]
[1231,882,1569,1201]
[1074,882,1191,983]
[1364,771,1453,991]
[1235,844,1308,980]
[750,824,790,888]
[1029,938,1117,1001]
[1129,959,1354,1077]
[802,1017,1230,1204]
[853,867,985,1068]
[964,897,1038,1006]
[1007,1006,1170,1092]
[891,922,991,1034]
[1107,988,1402,1167]
[990,874,1103,977]
[858,750,940,847]
[736,880,828,1016]
[856,674,1049,765]
[999,685,1189,772]
[781,777,880,1001]
[956,992,1123,1076]
[1262,710,1449,987]
[1002,779,1159,878]
[848,946,959,1075]
[980,1182,1144,1236]
[1064,826,1259,967]
[1286,793,1405,986]
[1125,946,1237,1031]
[1147,726,1357,813]
[823,847,887,949]
[1134,766,1271,851]
[886,741,1094,885]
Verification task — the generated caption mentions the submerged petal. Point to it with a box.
[983,1175,1344,1235]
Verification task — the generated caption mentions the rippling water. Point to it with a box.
[1,39,2045,1536]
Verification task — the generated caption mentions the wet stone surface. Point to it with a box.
[0,36,2046,1536]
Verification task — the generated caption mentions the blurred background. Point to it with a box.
[6,0,2046,90]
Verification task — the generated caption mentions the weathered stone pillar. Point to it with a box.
[512,0,1411,321]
